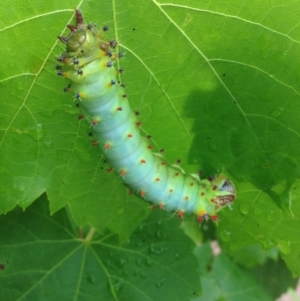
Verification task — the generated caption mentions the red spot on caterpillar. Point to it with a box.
[159,203,164,209]
[201,192,205,196]
[116,106,122,111]
[127,133,133,138]
[177,210,184,219]
[107,167,114,173]
[212,185,217,191]
[120,170,126,177]
[152,205,157,210]
[147,145,153,149]
[140,159,146,164]
[129,190,133,195]
[161,161,166,165]
[136,121,142,127]
[140,190,145,197]
[104,143,111,149]
[197,212,207,223]
[92,140,98,146]
[211,215,218,222]
[0,264,5,270]
[169,189,174,193]
[197,215,203,223]
[208,176,214,182]
[91,119,99,126]
[155,178,160,182]
[78,114,84,120]
[184,196,189,201]
[175,172,179,176]
[190,182,194,186]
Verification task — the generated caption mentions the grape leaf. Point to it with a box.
[0,195,200,301]
[1,0,300,275]
[195,251,273,301]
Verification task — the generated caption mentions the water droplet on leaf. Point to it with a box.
[155,277,165,288]
[279,240,292,255]
[17,82,24,91]
[140,271,147,279]
[253,208,262,216]
[87,275,95,283]
[266,211,275,222]
[208,139,217,151]
[269,107,284,118]
[239,203,250,215]
[109,278,124,295]
[145,257,153,266]
[149,244,164,254]
[219,229,231,242]
[42,140,53,149]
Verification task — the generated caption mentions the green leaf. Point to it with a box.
[228,244,279,268]
[250,258,298,299]
[217,180,300,276]
[1,0,300,275]
[195,252,273,301]
[0,195,200,301]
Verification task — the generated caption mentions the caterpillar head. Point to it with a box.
[210,175,236,210]
[58,9,97,56]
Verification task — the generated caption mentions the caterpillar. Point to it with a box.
[56,9,236,222]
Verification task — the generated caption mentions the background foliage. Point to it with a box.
[1,0,300,300]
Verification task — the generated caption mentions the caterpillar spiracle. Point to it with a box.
[56,10,236,223]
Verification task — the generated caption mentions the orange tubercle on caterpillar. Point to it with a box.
[120,169,126,177]
[104,142,111,150]
[177,210,184,219]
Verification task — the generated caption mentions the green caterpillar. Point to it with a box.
[56,10,236,222]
